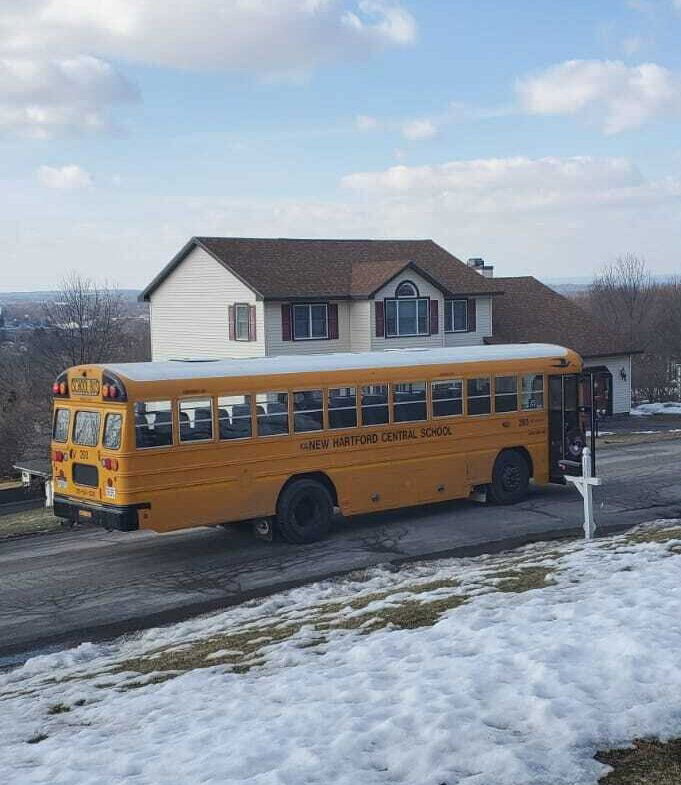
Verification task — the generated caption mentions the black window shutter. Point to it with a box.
[467,298,477,332]
[249,305,257,342]
[328,303,339,340]
[429,299,439,335]
[375,301,385,337]
[281,304,293,341]
[228,305,235,341]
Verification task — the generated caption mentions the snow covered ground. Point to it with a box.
[631,401,681,416]
[3,522,681,785]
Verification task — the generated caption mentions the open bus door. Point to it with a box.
[548,373,597,483]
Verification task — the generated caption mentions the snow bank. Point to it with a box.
[3,523,681,785]
[631,401,681,416]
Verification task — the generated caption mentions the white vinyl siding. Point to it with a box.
[149,246,265,361]
[349,301,372,352]
[584,355,632,415]
[264,301,351,356]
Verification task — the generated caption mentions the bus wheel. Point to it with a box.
[487,450,530,505]
[276,479,333,544]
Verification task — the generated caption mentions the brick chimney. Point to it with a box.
[467,258,494,278]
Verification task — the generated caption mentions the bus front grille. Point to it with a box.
[72,463,99,488]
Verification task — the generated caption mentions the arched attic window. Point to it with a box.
[395,280,419,298]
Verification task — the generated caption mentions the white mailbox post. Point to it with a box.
[564,447,602,539]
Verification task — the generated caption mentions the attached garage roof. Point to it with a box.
[140,237,501,301]
[486,276,642,358]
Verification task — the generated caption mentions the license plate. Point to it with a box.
[105,486,116,499]
[56,478,67,489]
[71,377,100,396]
[79,509,92,519]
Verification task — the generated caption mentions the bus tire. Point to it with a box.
[487,450,530,505]
[276,479,333,544]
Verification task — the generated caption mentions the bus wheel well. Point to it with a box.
[277,472,338,510]
[503,447,534,478]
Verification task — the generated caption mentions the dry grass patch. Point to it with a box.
[492,566,556,593]
[625,527,681,546]
[46,702,71,715]
[0,507,63,538]
[113,621,305,681]
[596,738,681,783]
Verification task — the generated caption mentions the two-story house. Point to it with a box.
[140,236,639,414]
[140,237,498,359]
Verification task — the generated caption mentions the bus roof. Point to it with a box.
[105,344,573,383]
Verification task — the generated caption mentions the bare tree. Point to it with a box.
[0,348,45,476]
[589,254,659,352]
[588,256,681,402]
[33,272,126,370]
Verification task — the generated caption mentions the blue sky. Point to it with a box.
[1,0,680,290]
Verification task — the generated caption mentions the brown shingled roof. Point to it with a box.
[140,237,501,301]
[487,276,641,358]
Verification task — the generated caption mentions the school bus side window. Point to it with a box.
[495,376,518,413]
[218,394,252,440]
[467,378,491,415]
[432,380,463,417]
[361,385,389,425]
[135,401,173,448]
[293,390,323,433]
[53,408,70,443]
[103,413,123,449]
[328,387,357,429]
[179,398,213,442]
[256,392,289,436]
[392,382,427,422]
[522,374,544,410]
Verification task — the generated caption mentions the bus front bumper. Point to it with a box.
[53,495,142,532]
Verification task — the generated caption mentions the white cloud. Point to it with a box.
[0,1,416,75]
[0,55,137,138]
[355,114,379,131]
[401,118,437,140]
[37,164,93,189]
[0,1,414,137]
[5,154,681,287]
[516,59,681,133]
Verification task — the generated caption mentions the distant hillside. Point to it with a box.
[543,282,591,296]
[0,289,141,303]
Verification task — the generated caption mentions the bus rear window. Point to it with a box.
[73,411,100,446]
[53,408,70,443]
[103,413,123,449]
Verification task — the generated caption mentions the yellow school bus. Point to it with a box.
[50,344,587,543]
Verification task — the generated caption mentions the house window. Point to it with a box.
[444,299,467,332]
[385,282,430,337]
[293,304,328,340]
[234,304,250,341]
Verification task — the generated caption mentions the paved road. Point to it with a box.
[2,439,681,664]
